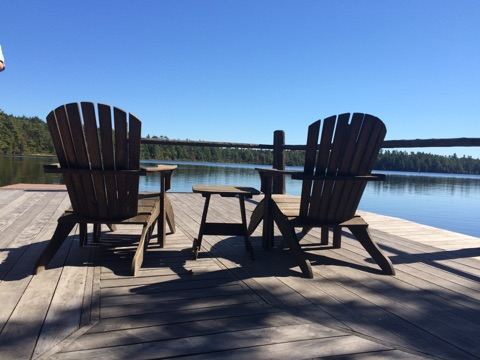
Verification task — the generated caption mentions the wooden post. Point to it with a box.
[272,130,286,194]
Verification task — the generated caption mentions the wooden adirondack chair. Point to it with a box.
[34,102,176,276]
[248,113,395,278]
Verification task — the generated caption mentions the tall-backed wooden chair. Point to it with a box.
[248,113,395,278]
[34,102,176,276]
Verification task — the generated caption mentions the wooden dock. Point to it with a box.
[1,186,479,359]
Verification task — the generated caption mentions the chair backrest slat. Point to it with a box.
[114,107,129,218]
[299,120,321,217]
[97,103,119,217]
[81,102,109,218]
[46,105,83,214]
[128,114,142,212]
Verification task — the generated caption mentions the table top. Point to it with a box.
[143,164,178,172]
[192,185,260,197]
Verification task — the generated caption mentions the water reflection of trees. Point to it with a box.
[0,156,62,186]
[368,174,480,197]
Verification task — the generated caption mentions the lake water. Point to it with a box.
[1,155,479,238]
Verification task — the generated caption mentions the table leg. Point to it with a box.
[239,196,254,260]
[158,173,167,248]
[193,194,211,259]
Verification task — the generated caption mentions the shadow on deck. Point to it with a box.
[1,190,479,359]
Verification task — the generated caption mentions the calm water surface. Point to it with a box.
[1,156,479,238]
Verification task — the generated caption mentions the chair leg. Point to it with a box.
[348,224,395,275]
[272,204,313,278]
[131,220,155,276]
[157,192,167,248]
[239,196,255,260]
[79,223,88,247]
[165,195,176,234]
[34,220,76,274]
[93,223,102,243]
[320,227,329,245]
[332,226,342,248]
[247,198,265,235]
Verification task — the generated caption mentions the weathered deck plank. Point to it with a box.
[32,242,93,358]
[0,188,479,359]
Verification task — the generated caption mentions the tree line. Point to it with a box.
[375,150,480,174]
[1,110,480,174]
[0,110,55,155]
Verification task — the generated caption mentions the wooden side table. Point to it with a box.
[142,164,177,247]
[192,185,261,259]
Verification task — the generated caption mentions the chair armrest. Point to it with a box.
[45,164,149,176]
[291,173,386,181]
[254,168,301,194]
[44,163,61,173]
[255,168,299,177]
[44,163,177,192]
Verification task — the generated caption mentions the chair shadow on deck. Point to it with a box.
[372,242,480,283]
[335,229,480,283]
[0,234,91,282]
[0,223,176,281]
[250,234,388,276]
[2,211,478,284]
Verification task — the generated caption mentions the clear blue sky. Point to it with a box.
[1,1,479,157]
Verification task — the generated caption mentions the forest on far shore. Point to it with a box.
[1,110,479,175]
